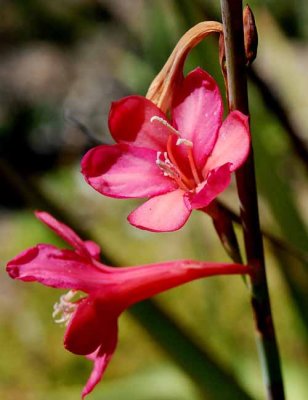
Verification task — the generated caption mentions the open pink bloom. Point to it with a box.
[81,68,250,232]
[6,211,250,398]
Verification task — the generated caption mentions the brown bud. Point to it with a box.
[243,5,258,66]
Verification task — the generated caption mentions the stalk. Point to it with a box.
[220,1,285,399]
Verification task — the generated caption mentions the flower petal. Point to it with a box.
[81,143,177,198]
[109,95,170,150]
[64,297,104,355]
[35,211,91,258]
[204,111,250,173]
[189,164,231,209]
[84,241,101,260]
[172,68,223,168]
[64,297,118,354]
[128,189,191,232]
[64,297,119,398]
[6,244,107,293]
[113,259,251,306]
[81,333,118,399]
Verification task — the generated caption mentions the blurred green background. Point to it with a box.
[1,1,307,399]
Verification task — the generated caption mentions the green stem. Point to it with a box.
[220,1,285,399]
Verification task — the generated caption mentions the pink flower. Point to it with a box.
[6,211,250,398]
[81,68,250,232]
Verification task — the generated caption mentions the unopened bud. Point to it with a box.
[243,5,258,66]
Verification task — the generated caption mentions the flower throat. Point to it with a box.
[151,116,202,190]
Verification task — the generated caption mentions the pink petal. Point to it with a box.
[204,111,250,173]
[128,189,191,232]
[84,241,101,260]
[6,244,108,293]
[189,164,232,209]
[114,260,251,306]
[35,211,91,258]
[82,336,118,399]
[64,297,104,355]
[81,143,177,199]
[109,95,170,151]
[64,297,118,355]
[172,68,223,168]
[64,297,118,398]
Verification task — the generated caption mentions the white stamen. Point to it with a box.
[151,115,193,151]
[150,116,181,137]
[176,138,193,147]
[52,290,78,325]
[156,151,181,179]
[156,151,162,164]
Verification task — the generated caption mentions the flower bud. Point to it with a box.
[243,5,258,66]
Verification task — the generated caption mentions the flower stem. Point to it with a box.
[220,1,285,399]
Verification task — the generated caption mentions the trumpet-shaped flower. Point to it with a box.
[81,68,250,232]
[6,211,250,398]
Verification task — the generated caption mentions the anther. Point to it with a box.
[176,138,193,147]
[150,116,181,137]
